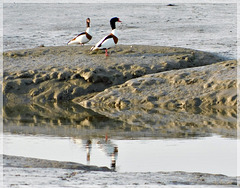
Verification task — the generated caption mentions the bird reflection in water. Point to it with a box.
[111,146,118,170]
[86,139,92,164]
[72,139,93,165]
[97,134,118,170]
[72,134,118,170]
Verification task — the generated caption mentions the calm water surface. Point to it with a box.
[3,133,237,176]
[3,101,238,176]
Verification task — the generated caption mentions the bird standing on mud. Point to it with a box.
[67,18,92,45]
[91,17,122,56]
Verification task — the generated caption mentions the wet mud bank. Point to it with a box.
[3,155,238,187]
[79,60,237,137]
[3,154,111,171]
[3,45,237,138]
[3,45,225,104]
[3,101,237,139]
[3,45,238,186]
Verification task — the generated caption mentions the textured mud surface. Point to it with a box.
[79,60,237,137]
[3,45,237,138]
[2,3,238,187]
[3,155,111,171]
[3,155,238,187]
[3,45,225,104]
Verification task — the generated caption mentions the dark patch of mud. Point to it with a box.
[3,155,111,171]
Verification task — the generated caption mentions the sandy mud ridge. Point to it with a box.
[3,45,237,138]
[80,60,237,110]
[79,60,237,137]
[3,154,111,171]
[3,45,224,105]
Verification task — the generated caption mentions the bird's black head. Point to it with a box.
[110,17,122,30]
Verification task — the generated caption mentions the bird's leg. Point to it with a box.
[105,49,109,56]
[105,133,108,142]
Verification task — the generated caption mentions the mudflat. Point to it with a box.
[3,155,238,187]
[3,45,226,104]
[3,45,237,138]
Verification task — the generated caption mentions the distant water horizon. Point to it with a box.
[3,0,238,4]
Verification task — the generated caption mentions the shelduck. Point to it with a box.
[67,18,92,45]
[91,17,121,56]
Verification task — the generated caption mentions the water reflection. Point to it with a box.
[3,133,237,176]
[97,134,118,170]
[72,134,119,170]
[3,101,237,139]
[86,140,92,164]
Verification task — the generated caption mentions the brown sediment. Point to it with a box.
[3,154,111,171]
[3,45,225,105]
[80,60,237,109]
[3,154,238,186]
[3,101,236,138]
[79,60,237,137]
[3,45,237,138]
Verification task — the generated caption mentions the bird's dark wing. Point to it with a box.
[98,34,118,47]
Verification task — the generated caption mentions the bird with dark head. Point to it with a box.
[91,17,122,56]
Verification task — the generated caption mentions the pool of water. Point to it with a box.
[3,133,237,176]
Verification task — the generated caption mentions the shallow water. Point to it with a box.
[3,102,237,138]
[3,100,238,177]
[3,133,237,176]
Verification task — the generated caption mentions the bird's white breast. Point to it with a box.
[86,27,92,36]
[111,29,119,38]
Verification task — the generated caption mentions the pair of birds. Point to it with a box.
[67,17,122,56]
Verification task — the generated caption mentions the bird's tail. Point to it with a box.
[68,38,79,45]
[67,40,73,45]
[90,46,96,51]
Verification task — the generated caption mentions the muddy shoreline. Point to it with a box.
[3,155,238,187]
[2,45,238,187]
[3,3,238,187]
[3,155,111,171]
[3,45,226,104]
[3,45,237,138]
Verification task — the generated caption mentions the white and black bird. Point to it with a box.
[68,18,92,45]
[91,17,122,56]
